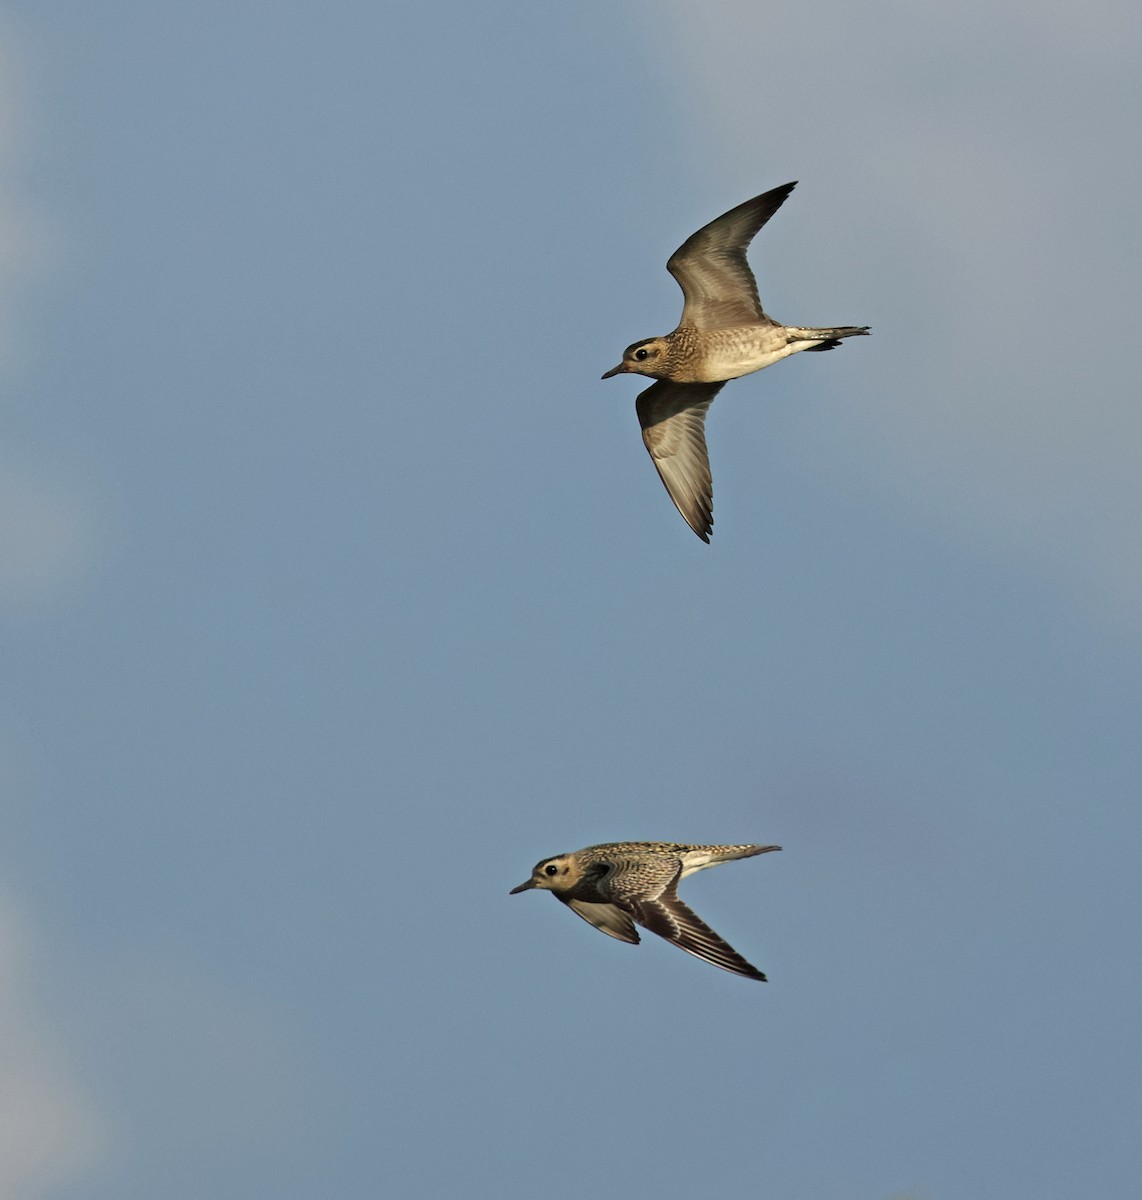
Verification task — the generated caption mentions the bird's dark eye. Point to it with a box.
[634,348,650,361]
[544,864,558,876]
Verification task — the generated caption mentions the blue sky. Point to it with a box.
[2,2,1140,1197]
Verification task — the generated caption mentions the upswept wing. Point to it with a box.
[667,181,796,331]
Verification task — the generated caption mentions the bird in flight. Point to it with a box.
[510,840,780,981]
[602,181,869,541]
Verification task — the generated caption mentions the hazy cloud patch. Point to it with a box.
[0,462,101,613]
[0,23,50,373]
[0,899,102,1198]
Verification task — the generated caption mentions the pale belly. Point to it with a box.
[687,327,796,383]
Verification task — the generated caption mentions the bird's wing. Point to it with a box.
[666,181,796,331]
[636,380,725,542]
[560,897,640,944]
[625,866,767,981]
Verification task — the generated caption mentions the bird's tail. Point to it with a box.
[786,325,870,352]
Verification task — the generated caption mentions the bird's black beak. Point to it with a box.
[509,879,536,894]
[601,364,626,379]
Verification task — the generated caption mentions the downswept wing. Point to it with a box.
[636,380,725,542]
[667,181,796,331]
[560,897,640,944]
[626,869,767,982]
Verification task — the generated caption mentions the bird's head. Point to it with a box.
[509,853,580,895]
[601,337,670,381]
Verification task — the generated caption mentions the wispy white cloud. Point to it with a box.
[0,24,101,616]
[0,34,105,1188]
[655,1,1142,640]
[0,461,100,614]
[0,898,102,1198]
[0,24,47,373]
[0,28,103,1193]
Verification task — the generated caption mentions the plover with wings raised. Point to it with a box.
[602,182,868,541]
